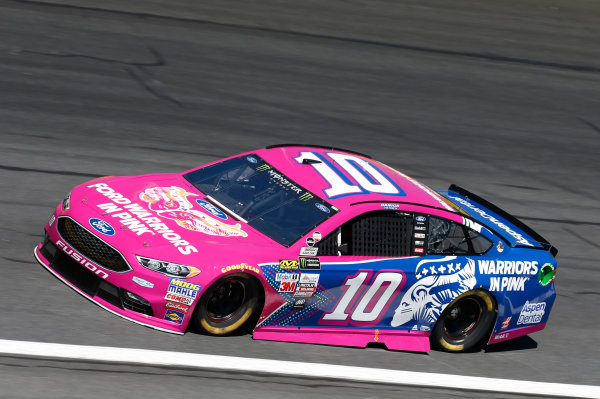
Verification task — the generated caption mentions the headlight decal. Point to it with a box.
[136,256,200,279]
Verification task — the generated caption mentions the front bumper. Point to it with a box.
[35,231,187,334]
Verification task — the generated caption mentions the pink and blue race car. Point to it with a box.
[35,145,557,352]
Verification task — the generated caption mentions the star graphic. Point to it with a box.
[430,265,437,274]
[455,263,462,270]
[447,263,455,273]
[416,273,422,279]
[438,265,446,273]
[422,268,429,276]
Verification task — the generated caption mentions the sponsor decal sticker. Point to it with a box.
[414,248,424,253]
[300,247,318,256]
[312,231,322,242]
[414,226,426,231]
[276,273,299,292]
[164,309,185,324]
[292,298,307,309]
[414,233,425,239]
[195,199,228,220]
[48,214,56,227]
[165,278,201,304]
[132,276,154,288]
[299,273,320,284]
[501,317,511,330]
[276,273,300,282]
[293,282,317,298]
[493,333,509,340]
[164,293,194,305]
[517,301,546,325]
[279,259,298,269]
[89,218,116,236]
[538,263,555,287]
[416,216,427,222]
[381,203,399,210]
[299,257,321,270]
[315,203,330,213]
[306,237,315,247]
[221,262,260,274]
[414,240,424,246]
[165,301,190,314]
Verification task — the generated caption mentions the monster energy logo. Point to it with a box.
[299,192,314,201]
[256,164,271,172]
[299,256,320,270]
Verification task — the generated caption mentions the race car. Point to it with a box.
[34,144,557,352]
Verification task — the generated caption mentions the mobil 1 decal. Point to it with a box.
[293,151,407,199]
[412,214,428,255]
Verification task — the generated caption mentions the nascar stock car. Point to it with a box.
[34,144,557,352]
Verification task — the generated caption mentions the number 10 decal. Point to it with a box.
[294,151,406,198]
[321,270,405,326]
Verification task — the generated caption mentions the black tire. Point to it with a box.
[193,273,263,336]
[431,290,496,353]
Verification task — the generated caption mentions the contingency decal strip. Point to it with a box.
[0,339,598,398]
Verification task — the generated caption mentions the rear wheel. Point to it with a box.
[193,273,262,336]
[431,290,496,352]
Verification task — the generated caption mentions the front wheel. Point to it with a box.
[193,273,263,336]
[431,290,496,352]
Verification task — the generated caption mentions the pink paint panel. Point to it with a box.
[254,326,431,352]
[487,323,546,345]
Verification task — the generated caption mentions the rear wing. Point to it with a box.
[439,185,557,257]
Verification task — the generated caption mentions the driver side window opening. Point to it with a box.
[317,211,413,257]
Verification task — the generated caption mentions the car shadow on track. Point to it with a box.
[484,336,538,353]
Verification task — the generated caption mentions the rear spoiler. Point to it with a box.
[440,185,557,257]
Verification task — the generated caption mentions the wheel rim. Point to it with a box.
[206,278,247,322]
[443,297,483,340]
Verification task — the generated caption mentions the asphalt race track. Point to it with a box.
[1,0,599,397]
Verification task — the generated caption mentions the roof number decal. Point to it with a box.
[294,151,406,199]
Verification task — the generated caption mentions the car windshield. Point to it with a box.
[184,154,337,246]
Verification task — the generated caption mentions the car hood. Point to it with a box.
[70,174,276,265]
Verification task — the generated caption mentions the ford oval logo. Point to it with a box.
[89,218,115,236]
[416,216,427,222]
[315,203,330,213]
[196,199,228,220]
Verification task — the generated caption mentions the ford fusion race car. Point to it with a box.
[35,145,557,352]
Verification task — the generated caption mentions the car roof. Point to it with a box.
[253,145,458,213]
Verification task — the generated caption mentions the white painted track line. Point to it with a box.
[0,339,598,398]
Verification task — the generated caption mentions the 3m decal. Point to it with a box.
[278,281,297,293]
[293,151,406,198]
[164,309,185,324]
[322,271,404,325]
[391,257,476,328]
